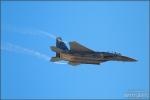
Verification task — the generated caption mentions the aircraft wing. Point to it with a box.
[69,41,95,52]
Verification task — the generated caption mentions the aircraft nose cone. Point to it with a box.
[114,56,137,62]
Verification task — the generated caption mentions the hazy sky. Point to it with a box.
[1,1,149,99]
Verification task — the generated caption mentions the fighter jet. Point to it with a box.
[50,37,137,66]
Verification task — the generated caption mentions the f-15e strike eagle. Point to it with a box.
[50,37,137,66]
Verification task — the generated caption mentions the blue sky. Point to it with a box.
[1,1,149,99]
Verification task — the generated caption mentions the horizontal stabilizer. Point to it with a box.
[50,57,61,62]
[50,46,63,53]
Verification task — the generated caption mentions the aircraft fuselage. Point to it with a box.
[59,51,136,65]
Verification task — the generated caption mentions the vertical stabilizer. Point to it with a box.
[56,37,68,57]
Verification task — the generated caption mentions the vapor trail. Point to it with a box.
[2,26,68,64]
[11,28,68,44]
[4,26,68,43]
[1,43,50,61]
[1,43,67,65]
[38,30,57,39]
[37,30,68,44]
